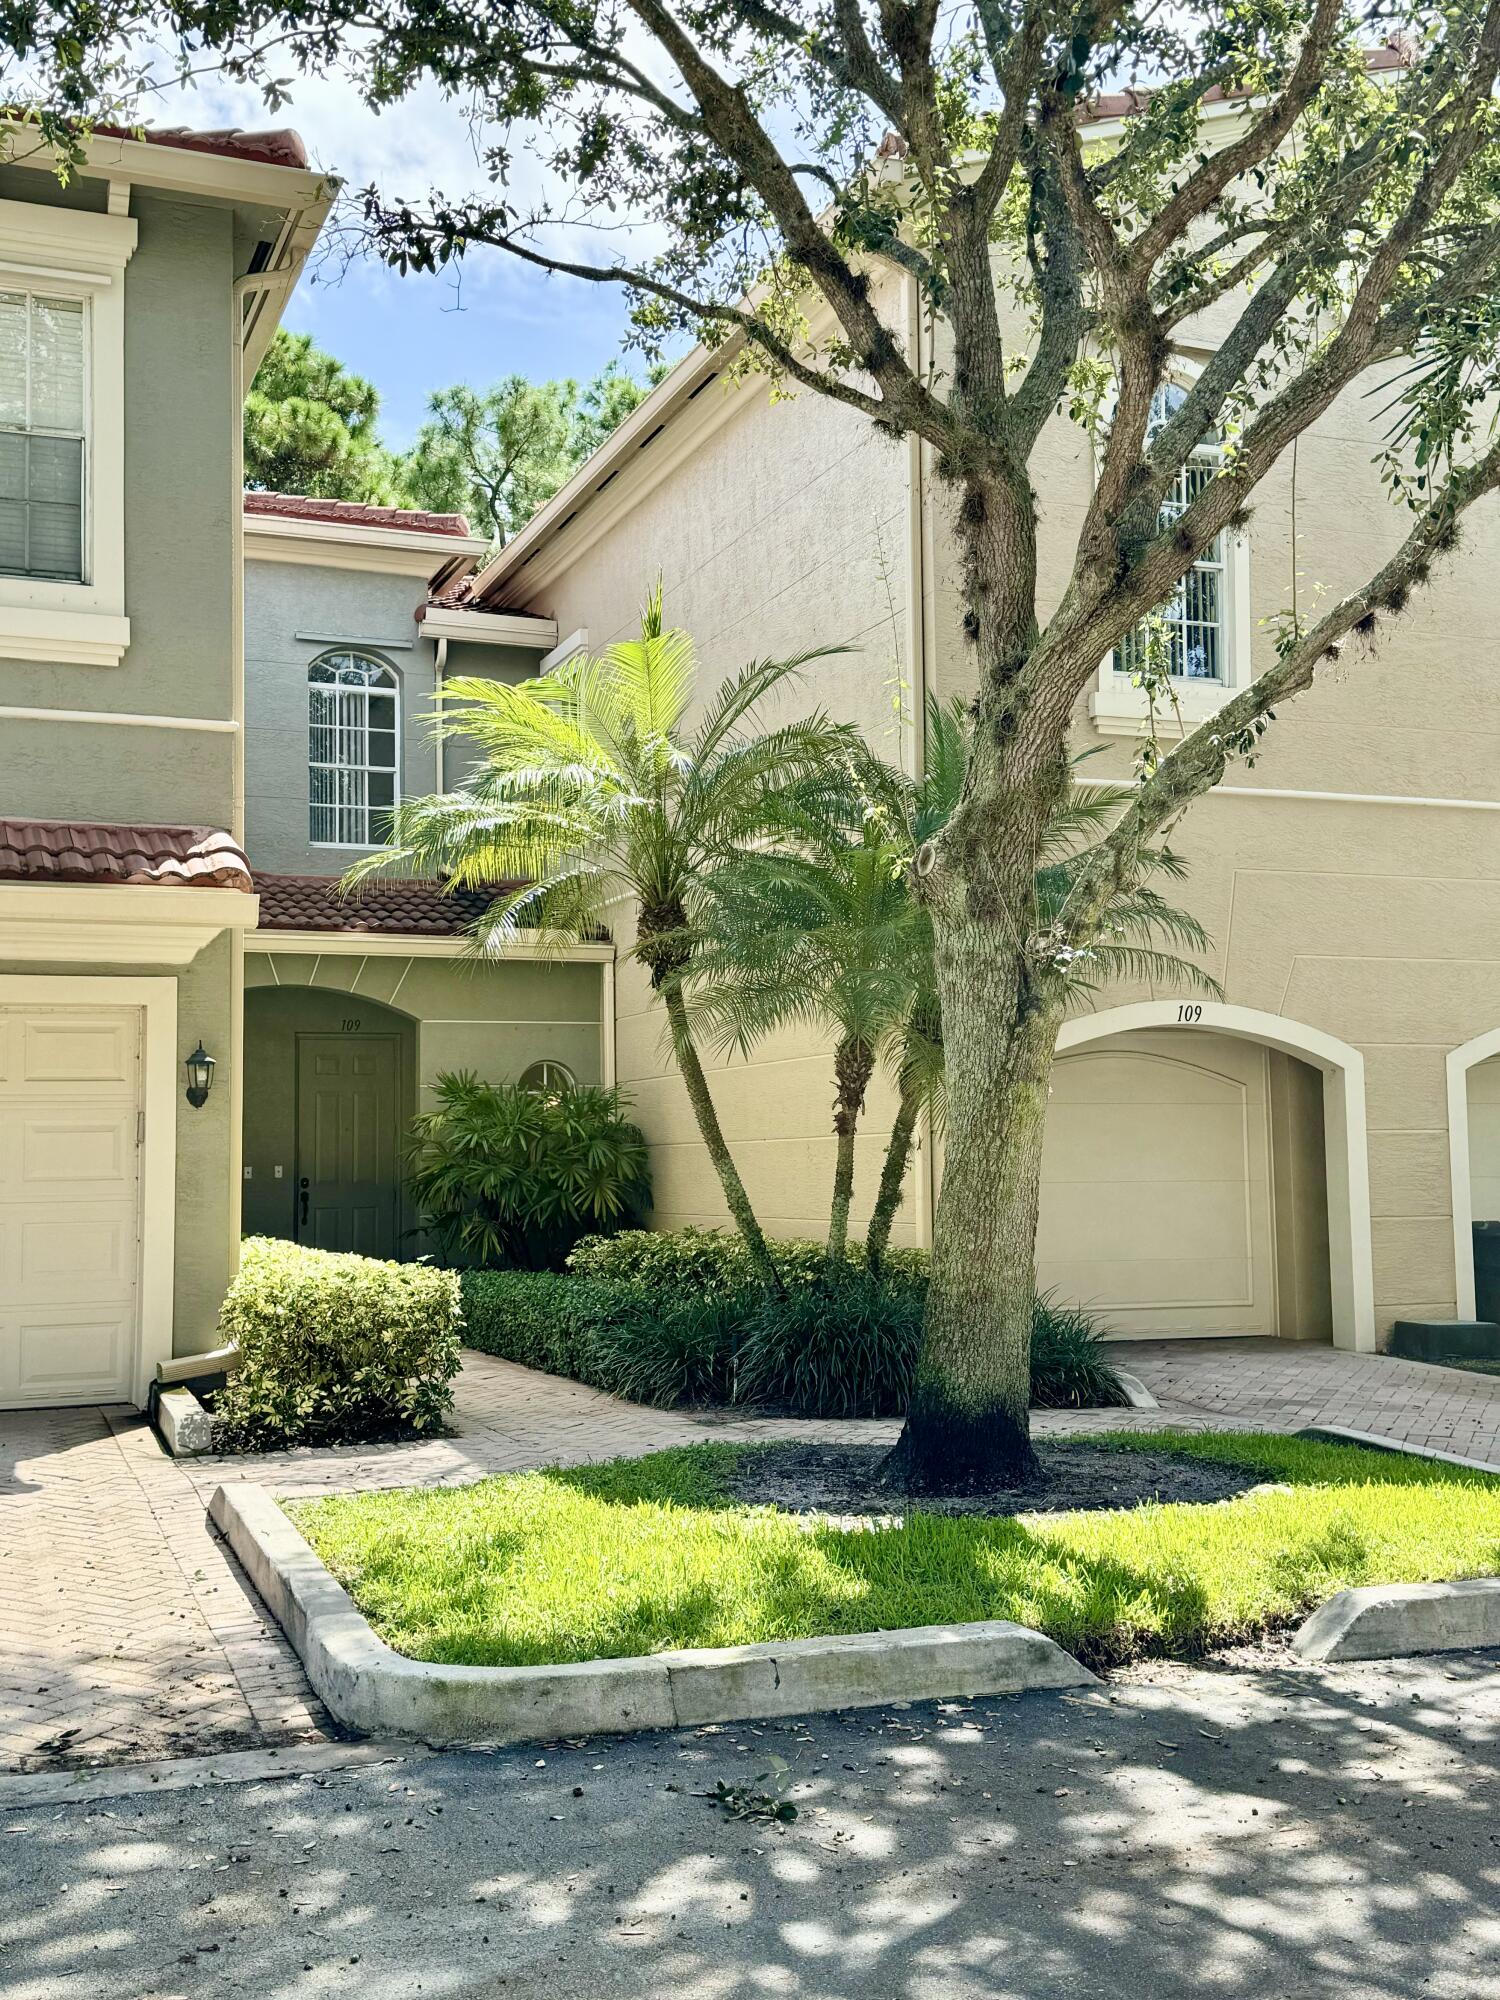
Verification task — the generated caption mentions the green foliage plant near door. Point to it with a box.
[405,1071,651,1270]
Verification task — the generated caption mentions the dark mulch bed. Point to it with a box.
[721,1440,1263,1519]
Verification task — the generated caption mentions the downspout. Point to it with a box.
[433,634,448,792]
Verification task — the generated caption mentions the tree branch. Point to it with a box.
[1131,0,1344,269]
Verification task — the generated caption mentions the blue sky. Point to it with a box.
[179,69,651,446]
[285,247,646,448]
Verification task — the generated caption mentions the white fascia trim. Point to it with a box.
[0,971,177,1403]
[0,120,335,214]
[247,929,614,963]
[0,885,259,968]
[541,628,589,673]
[466,338,746,602]
[1075,774,1500,816]
[244,514,492,576]
[419,606,559,649]
[0,703,235,731]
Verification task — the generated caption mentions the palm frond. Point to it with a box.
[689,646,850,768]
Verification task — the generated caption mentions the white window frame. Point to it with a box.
[0,288,90,584]
[0,199,136,667]
[519,1058,577,1094]
[1090,361,1251,739]
[308,649,402,850]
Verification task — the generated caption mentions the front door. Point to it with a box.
[295,1033,401,1258]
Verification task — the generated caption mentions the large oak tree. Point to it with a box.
[12,0,1500,1487]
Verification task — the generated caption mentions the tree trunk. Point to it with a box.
[865,1067,923,1274]
[827,1038,875,1262]
[660,983,783,1294]
[885,916,1059,1491]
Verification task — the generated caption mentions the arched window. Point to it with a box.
[1114,382,1227,684]
[308,651,399,847]
[518,1059,576,1096]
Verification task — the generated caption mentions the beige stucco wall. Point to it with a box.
[488,262,1500,1338]
[921,337,1500,1337]
[241,945,606,1249]
[516,307,923,1245]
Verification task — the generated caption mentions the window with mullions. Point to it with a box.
[308,652,400,847]
[1114,383,1226,684]
[0,291,86,583]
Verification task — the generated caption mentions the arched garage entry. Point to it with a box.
[1445,1026,1500,1321]
[1041,1002,1375,1352]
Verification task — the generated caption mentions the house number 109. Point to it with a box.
[1177,1004,1203,1024]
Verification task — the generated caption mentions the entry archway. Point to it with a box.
[1444,1026,1500,1320]
[1052,1001,1376,1351]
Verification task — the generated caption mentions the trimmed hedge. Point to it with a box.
[568,1226,930,1292]
[463,1253,1125,1416]
[213,1237,463,1451]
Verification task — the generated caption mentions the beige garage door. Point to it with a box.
[1036,1028,1276,1338]
[0,1005,142,1407]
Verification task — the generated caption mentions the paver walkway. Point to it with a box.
[6,1336,1500,1772]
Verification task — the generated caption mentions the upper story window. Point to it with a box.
[308,651,400,847]
[1113,382,1227,683]
[0,290,87,583]
[0,200,135,667]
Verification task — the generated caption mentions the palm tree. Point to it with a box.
[861,699,1221,1269]
[344,587,853,1293]
[685,759,925,1261]
[689,697,1221,1274]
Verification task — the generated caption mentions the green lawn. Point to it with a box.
[288,1432,1500,1672]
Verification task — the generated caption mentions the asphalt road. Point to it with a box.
[3,1647,1499,2000]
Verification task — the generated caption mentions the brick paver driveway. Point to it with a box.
[7,1336,1500,1773]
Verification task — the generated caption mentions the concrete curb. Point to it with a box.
[211,1483,1097,1746]
[155,1385,213,1458]
[1293,1576,1500,1662]
[1296,1424,1500,1476]
[1113,1370,1159,1411]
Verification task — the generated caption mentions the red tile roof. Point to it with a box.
[121,124,311,170]
[255,874,514,936]
[0,820,253,891]
[245,492,475,538]
[1079,37,1411,124]
[2,116,312,172]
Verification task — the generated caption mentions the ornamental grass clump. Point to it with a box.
[212,1236,462,1451]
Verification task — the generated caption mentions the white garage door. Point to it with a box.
[0,1005,142,1407]
[1036,1029,1276,1338]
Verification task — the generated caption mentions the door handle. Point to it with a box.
[299,1177,309,1229]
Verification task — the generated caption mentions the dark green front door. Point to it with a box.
[295,1033,401,1257]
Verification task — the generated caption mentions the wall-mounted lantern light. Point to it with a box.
[184,1042,216,1109]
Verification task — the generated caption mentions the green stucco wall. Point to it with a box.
[0,176,237,820]
[242,948,607,1254]
[241,549,541,876]
[241,983,419,1244]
